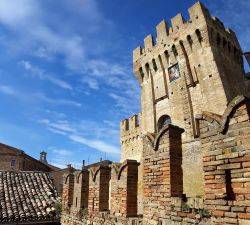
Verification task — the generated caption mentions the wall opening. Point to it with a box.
[139,67,144,82]
[152,59,158,71]
[225,169,235,200]
[172,45,178,57]
[157,115,172,131]
[145,63,150,76]
[10,160,16,167]
[164,50,170,66]
[187,35,193,48]
[195,29,203,42]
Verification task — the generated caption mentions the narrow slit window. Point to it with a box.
[187,35,193,47]
[195,29,203,42]
[139,67,144,81]
[152,59,158,71]
[225,169,235,200]
[145,63,150,76]
[164,50,170,65]
[172,45,178,57]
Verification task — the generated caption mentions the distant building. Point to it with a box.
[0,143,54,172]
[0,143,69,195]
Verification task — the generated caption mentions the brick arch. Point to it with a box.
[64,173,73,184]
[111,163,120,179]
[89,166,102,182]
[195,95,249,136]
[117,160,131,180]
[219,95,249,133]
[145,125,184,151]
[76,170,87,183]
[157,114,172,131]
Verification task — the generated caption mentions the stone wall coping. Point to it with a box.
[111,159,139,180]
[196,95,250,136]
[144,124,184,151]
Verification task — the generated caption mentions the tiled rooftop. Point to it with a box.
[0,171,60,223]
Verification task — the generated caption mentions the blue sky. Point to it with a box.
[0,0,249,168]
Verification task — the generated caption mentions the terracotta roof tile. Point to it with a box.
[0,171,60,223]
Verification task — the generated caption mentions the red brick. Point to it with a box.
[238,213,250,219]
[212,210,225,217]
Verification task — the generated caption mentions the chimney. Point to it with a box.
[40,151,48,163]
[82,160,85,169]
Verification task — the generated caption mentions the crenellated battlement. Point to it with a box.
[120,113,143,162]
[120,113,141,136]
[133,2,242,85]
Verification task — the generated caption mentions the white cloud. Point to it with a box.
[39,119,77,133]
[0,0,140,117]
[51,148,73,157]
[0,0,39,28]
[35,93,82,107]
[81,77,99,90]
[38,118,120,156]
[19,60,73,90]
[0,85,18,96]
[69,134,120,155]
[47,146,81,169]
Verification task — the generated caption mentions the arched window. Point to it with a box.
[152,59,158,71]
[164,50,170,65]
[172,45,178,57]
[187,35,193,47]
[145,63,150,75]
[158,115,172,131]
[195,29,203,42]
[139,67,144,81]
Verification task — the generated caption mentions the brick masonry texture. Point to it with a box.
[60,1,250,225]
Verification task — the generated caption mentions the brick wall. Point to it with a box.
[88,165,111,216]
[198,96,250,224]
[72,168,89,215]
[110,160,139,217]
[62,171,75,210]
[143,125,184,224]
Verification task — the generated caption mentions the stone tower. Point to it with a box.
[121,1,249,198]
[133,1,247,138]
